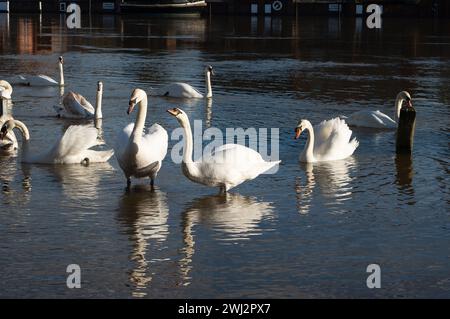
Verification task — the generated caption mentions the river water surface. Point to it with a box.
[0,13,449,298]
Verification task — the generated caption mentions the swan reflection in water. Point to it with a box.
[117,186,169,298]
[178,193,275,286]
[0,156,31,205]
[40,162,114,202]
[395,153,415,204]
[296,157,357,215]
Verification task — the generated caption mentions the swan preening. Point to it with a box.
[167,107,280,192]
[155,65,214,99]
[344,91,413,129]
[0,119,113,164]
[115,89,168,189]
[55,81,103,119]
[0,80,13,99]
[17,56,65,87]
[295,117,359,163]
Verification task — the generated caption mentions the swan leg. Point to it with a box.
[126,177,131,191]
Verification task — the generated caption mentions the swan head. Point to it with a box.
[294,119,312,139]
[97,81,103,92]
[167,107,189,126]
[58,56,64,64]
[127,88,146,114]
[397,91,412,108]
[205,65,215,76]
[0,119,14,140]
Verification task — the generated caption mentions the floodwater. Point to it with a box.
[0,13,449,298]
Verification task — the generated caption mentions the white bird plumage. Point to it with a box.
[154,65,214,99]
[17,56,65,87]
[167,107,281,192]
[115,88,168,189]
[54,81,103,119]
[0,119,113,164]
[344,91,412,129]
[295,117,359,163]
[0,80,13,99]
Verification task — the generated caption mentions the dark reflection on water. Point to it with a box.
[117,187,169,298]
[0,13,449,298]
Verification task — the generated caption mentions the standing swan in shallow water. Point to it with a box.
[155,65,214,99]
[167,108,281,193]
[295,118,359,163]
[54,81,103,119]
[344,91,412,129]
[115,89,168,189]
[17,56,65,87]
[0,80,13,99]
[0,119,113,164]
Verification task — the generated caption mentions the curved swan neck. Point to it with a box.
[303,125,315,162]
[59,61,64,86]
[14,120,30,141]
[394,95,404,123]
[131,95,148,142]
[13,120,30,161]
[94,86,103,120]
[205,71,212,98]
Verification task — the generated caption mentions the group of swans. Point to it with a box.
[293,90,413,163]
[0,55,414,193]
[114,89,279,192]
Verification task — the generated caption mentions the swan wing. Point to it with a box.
[24,75,58,86]
[62,92,94,117]
[157,82,203,98]
[346,110,396,128]
[198,144,280,188]
[313,118,358,161]
[140,123,169,164]
[56,125,99,157]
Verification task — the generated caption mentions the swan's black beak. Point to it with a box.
[127,101,135,115]
[294,127,302,139]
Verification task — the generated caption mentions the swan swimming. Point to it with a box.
[167,107,281,193]
[155,65,214,99]
[344,91,413,129]
[0,119,113,164]
[54,81,103,119]
[115,89,168,189]
[295,117,359,163]
[17,56,65,87]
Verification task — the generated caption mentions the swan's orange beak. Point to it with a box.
[127,101,135,115]
[294,127,302,139]
[166,108,179,116]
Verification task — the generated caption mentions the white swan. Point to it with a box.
[54,81,103,119]
[155,65,214,99]
[167,108,281,192]
[295,117,359,163]
[0,119,113,164]
[0,80,13,99]
[115,89,168,189]
[344,91,412,129]
[17,56,65,87]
